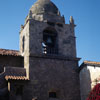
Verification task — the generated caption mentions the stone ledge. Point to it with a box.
[28,53,80,61]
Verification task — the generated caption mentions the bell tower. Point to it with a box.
[20,0,80,100]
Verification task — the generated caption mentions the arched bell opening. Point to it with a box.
[42,27,58,55]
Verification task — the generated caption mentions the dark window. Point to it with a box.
[16,85,23,95]
[42,27,58,54]
[43,34,55,48]
[47,21,55,26]
[49,92,57,98]
[16,85,23,100]
[22,36,25,52]
[57,23,63,27]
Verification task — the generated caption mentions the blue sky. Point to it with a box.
[0,0,100,64]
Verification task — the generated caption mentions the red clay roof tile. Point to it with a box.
[84,61,100,65]
[0,49,20,56]
[5,76,29,80]
[4,67,29,80]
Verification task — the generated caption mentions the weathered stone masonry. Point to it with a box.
[0,0,81,100]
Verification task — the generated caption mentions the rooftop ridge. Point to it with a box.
[0,48,20,56]
[0,48,19,51]
[84,60,100,65]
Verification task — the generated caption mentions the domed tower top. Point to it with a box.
[28,0,65,23]
[30,0,60,16]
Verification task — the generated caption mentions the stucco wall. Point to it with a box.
[80,65,100,100]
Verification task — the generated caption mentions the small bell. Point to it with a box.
[47,37,52,44]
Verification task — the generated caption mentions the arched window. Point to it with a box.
[42,27,58,54]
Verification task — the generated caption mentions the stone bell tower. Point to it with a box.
[20,0,80,100]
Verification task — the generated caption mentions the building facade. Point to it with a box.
[79,61,100,100]
[19,0,81,100]
[2,0,100,100]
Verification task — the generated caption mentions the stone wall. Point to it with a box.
[20,2,79,99]
[23,56,80,100]
[21,18,76,58]
[20,21,30,56]
[0,55,24,73]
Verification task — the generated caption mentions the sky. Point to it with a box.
[0,0,100,65]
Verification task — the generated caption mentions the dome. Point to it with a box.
[30,0,60,16]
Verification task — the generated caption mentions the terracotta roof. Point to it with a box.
[84,61,100,65]
[4,67,29,80]
[79,61,100,72]
[5,76,29,80]
[5,67,26,76]
[0,49,20,56]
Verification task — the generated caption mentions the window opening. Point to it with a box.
[49,92,57,98]
[42,28,58,54]
[47,22,55,26]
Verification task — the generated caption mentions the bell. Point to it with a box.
[42,42,46,47]
[47,37,52,44]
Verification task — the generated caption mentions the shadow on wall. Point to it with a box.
[86,68,92,99]
[0,65,4,74]
[80,67,92,100]
[0,72,9,100]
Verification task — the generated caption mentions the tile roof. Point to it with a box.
[79,61,100,72]
[4,67,29,81]
[5,67,26,76]
[0,49,21,56]
[5,76,29,80]
[84,61,100,65]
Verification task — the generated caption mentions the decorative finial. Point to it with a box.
[21,25,24,30]
[70,16,74,24]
